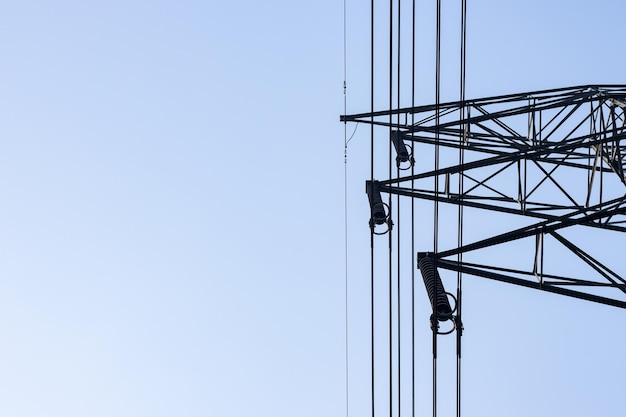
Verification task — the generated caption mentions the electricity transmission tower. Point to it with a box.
[341,1,626,416]
[344,85,626,309]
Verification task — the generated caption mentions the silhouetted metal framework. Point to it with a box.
[342,84,626,309]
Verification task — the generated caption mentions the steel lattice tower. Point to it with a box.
[344,85,626,309]
[341,1,626,416]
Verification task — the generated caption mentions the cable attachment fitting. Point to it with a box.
[366,180,393,235]
[391,130,415,170]
[454,315,464,337]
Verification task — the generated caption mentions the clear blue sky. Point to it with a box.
[0,1,623,416]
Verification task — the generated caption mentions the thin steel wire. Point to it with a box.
[410,1,416,416]
[456,1,467,417]
[396,1,402,417]
[433,1,442,417]
[370,1,376,416]
[343,2,350,417]
[388,2,394,417]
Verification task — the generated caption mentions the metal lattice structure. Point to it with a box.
[342,84,626,308]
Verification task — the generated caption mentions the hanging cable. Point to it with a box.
[343,1,350,417]
[370,0,376,417]
[410,1,416,416]
[370,1,376,417]
[388,2,394,417]
[456,1,467,416]
[396,1,402,417]
[432,1,442,417]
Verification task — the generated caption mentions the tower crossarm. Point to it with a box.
[435,258,626,309]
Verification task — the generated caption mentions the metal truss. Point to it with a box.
[343,85,626,308]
